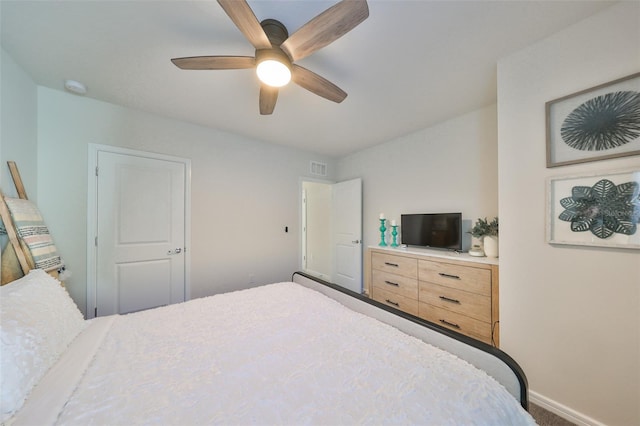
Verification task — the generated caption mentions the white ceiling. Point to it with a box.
[1,0,614,157]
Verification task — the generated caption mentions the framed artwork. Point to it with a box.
[546,72,640,168]
[547,169,640,249]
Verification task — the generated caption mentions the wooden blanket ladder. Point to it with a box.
[1,161,37,278]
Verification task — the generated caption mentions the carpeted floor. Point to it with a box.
[529,403,576,426]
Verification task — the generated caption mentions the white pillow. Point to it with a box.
[0,269,86,421]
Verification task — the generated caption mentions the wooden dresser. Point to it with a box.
[365,247,499,346]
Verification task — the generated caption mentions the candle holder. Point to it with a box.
[391,225,398,247]
[378,218,387,246]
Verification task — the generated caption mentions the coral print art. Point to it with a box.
[546,73,640,167]
[558,178,640,239]
[561,91,640,151]
[547,170,640,249]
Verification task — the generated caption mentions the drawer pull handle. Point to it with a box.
[439,272,460,280]
[384,280,400,287]
[440,319,461,329]
[384,262,399,267]
[385,299,399,307]
[439,296,461,304]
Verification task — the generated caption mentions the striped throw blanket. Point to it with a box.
[2,198,63,272]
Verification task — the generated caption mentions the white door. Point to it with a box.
[93,149,187,316]
[331,178,362,293]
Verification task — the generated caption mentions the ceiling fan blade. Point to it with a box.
[217,0,272,50]
[281,0,369,62]
[259,85,279,115]
[171,56,255,70]
[291,65,347,103]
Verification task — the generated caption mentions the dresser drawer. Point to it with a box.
[372,287,419,316]
[418,260,491,296]
[372,270,418,300]
[418,302,492,343]
[419,282,491,323]
[372,252,418,279]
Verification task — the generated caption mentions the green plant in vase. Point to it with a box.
[468,217,499,257]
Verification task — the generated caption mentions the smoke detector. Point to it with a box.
[64,79,87,95]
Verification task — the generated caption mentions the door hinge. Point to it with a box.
[94,307,97,317]
[95,236,98,246]
[95,166,99,177]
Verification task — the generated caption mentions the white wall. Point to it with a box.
[0,48,38,261]
[34,86,335,316]
[0,48,37,200]
[498,3,640,425]
[337,104,498,249]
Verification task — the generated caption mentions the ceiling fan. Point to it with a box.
[171,0,369,115]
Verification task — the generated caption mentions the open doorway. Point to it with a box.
[301,178,362,293]
[302,180,332,280]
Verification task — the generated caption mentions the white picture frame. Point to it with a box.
[547,169,640,249]
[545,72,640,168]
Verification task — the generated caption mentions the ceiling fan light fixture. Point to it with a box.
[255,49,291,88]
[256,59,291,87]
[172,0,369,113]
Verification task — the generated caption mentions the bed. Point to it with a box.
[1,269,535,425]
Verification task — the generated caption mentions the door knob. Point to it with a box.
[352,240,361,244]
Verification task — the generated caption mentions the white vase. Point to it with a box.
[484,236,499,258]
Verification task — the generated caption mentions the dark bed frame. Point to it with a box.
[292,271,529,410]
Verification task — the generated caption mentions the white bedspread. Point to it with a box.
[22,282,535,425]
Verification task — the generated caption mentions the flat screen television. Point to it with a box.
[400,213,462,251]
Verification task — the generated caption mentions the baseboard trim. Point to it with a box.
[529,390,605,426]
